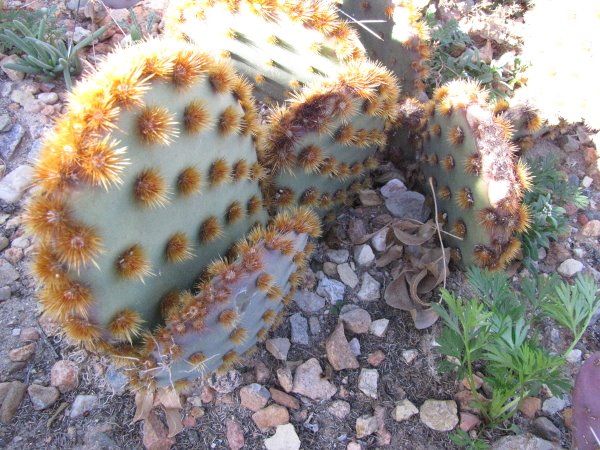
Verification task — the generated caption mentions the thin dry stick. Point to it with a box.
[429,176,447,290]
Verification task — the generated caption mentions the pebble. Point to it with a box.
[8,343,35,362]
[581,220,600,237]
[384,191,429,221]
[253,360,269,382]
[316,277,345,304]
[264,423,300,450]
[73,26,92,43]
[371,229,388,252]
[358,369,378,399]
[309,316,321,335]
[391,399,419,422]
[0,113,11,132]
[419,400,459,431]
[490,434,564,450]
[367,350,385,367]
[353,244,375,266]
[0,165,34,203]
[240,383,270,412]
[70,394,99,418]
[357,273,380,301]
[531,417,561,441]
[0,122,22,159]
[294,290,325,313]
[0,236,8,251]
[208,370,241,394]
[339,308,371,334]
[459,412,481,432]
[337,263,359,288]
[51,360,80,393]
[573,247,585,259]
[11,236,29,248]
[292,358,336,400]
[37,92,58,105]
[566,349,582,364]
[326,249,349,264]
[326,322,359,371]
[266,338,291,360]
[290,313,309,345]
[347,218,367,244]
[347,442,362,450]
[349,338,360,356]
[359,189,381,206]
[276,368,294,393]
[4,248,23,264]
[355,414,378,438]
[0,381,26,423]
[519,397,542,418]
[323,262,337,277]
[542,396,569,415]
[380,179,407,198]
[582,176,593,188]
[369,319,389,337]
[225,418,245,450]
[252,404,289,432]
[402,349,419,365]
[269,388,299,410]
[557,259,584,277]
[27,384,59,410]
[1,55,25,81]
[328,400,351,419]
[105,366,128,395]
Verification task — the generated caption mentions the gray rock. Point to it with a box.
[70,394,99,418]
[392,399,419,422]
[385,191,430,221]
[316,277,345,304]
[349,338,360,356]
[357,273,380,301]
[11,236,29,248]
[557,259,584,277]
[355,414,378,438]
[0,259,19,286]
[27,384,59,410]
[380,179,407,198]
[358,368,378,399]
[326,248,349,264]
[264,423,300,450]
[371,229,388,252]
[0,165,34,203]
[308,316,321,335]
[292,358,336,400]
[339,308,371,334]
[0,124,24,160]
[328,400,351,419]
[542,396,569,415]
[105,366,128,395]
[419,400,458,431]
[531,417,561,442]
[490,434,564,450]
[337,263,358,288]
[322,262,337,277]
[0,286,12,301]
[369,319,389,337]
[290,313,309,345]
[266,338,291,360]
[0,114,11,132]
[294,291,325,313]
[353,244,375,266]
[566,349,582,364]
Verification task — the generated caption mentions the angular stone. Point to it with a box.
[0,165,34,203]
[356,414,378,438]
[542,396,569,415]
[323,262,337,277]
[316,277,345,304]
[0,259,19,286]
[353,244,375,267]
[489,434,564,450]
[252,404,289,432]
[357,273,380,301]
[240,384,270,412]
[358,369,378,399]
[290,313,309,345]
[519,397,542,418]
[557,259,584,277]
[369,319,389,337]
[326,323,359,371]
[309,316,321,335]
[8,343,35,362]
[531,417,561,442]
[276,367,293,393]
[385,191,429,221]
[348,218,367,244]
[328,400,351,419]
[264,423,300,450]
[19,327,39,342]
[70,394,99,418]
[349,337,360,356]
[371,229,388,252]
[391,399,419,422]
[459,412,481,432]
[266,338,291,361]
[51,360,80,393]
[381,179,407,198]
[294,291,325,313]
[581,220,600,237]
[326,248,349,264]
[269,388,299,410]
[419,400,458,431]
[367,350,385,367]
[0,113,11,132]
[337,263,358,288]
[0,381,26,423]
[1,55,25,81]
[566,349,582,364]
[339,308,371,334]
[27,384,59,410]
[402,349,419,365]
[226,418,245,450]
[292,358,336,400]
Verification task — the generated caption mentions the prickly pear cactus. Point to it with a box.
[417,80,531,269]
[24,39,268,351]
[261,59,400,217]
[338,0,429,97]
[572,351,600,450]
[164,0,365,104]
[125,207,321,390]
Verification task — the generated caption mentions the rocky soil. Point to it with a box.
[0,1,599,449]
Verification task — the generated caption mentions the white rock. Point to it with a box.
[349,338,360,356]
[392,399,419,422]
[0,165,34,203]
[355,414,378,438]
[402,349,419,365]
[353,244,375,266]
[294,291,325,313]
[358,368,378,399]
[266,338,291,360]
[369,319,389,337]
[264,424,301,450]
[371,229,388,252]
[337,263,359,288]
[70,394,98,418]
[290,313,309,345]
[326,248,349,264]
[37,92,58,105]
[419,400,458,431]
[316,277,345,304]
[357,273,380,301]
[11,236,29,248]
[566,349,582,364]
[557,259,584,277]
[380,179,407,198]
[582,176,593,188]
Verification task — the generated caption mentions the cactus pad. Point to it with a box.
[572,351,600,450]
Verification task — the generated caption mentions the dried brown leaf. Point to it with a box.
[384,274,415,310]
[133,389,155,423]
[410,307,439,329]
[392,220,436,245]
[376,245,404,267]
[164,407,184,438]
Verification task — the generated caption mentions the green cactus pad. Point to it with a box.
[417,80,531,269]
[163,0,365,104]
[24,39,268,350]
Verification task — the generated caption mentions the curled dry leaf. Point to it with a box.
[376,244,403,267]
[410,308,439,330]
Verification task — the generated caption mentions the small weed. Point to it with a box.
[0,7,63,53]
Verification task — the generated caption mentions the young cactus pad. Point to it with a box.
[417,80,531,269]
[163,0,364,104]
[24,39,267,350]
[262,59,400,217]
[338,0,429,96]
[127,207,321,389]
